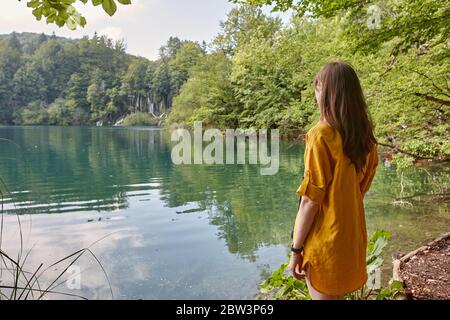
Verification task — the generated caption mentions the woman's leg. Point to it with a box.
[305,264,344,300]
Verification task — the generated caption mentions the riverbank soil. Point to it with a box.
[398,235,450,300]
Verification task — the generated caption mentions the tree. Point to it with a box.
[0,41,22,123]
[32,39,79,103]
[36,33,48,48]
[120,59,150,113]
[16,100,49,125]
[236,0,450,54]
[146,38,206,114]
[167,53,239,128]
[144,62,157,113]
[0,32,176,126]
[23,0,132,30]
[0,32,141,125]
[213,5,282,55]
[47,98,73,125]
[87,68,106,121]
[8,32,22,52]
[152,63,172,112]
[67,72,90,123]
[104,87,125,121]
[231,39,302,129]
[13,63,47,108]
[159,37,183,62]
[169,42,205,96]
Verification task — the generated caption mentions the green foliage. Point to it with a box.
[260,230,405,300]
[0,41,22,124]
[122,112,159,126]
[213,5,283,55]
[259,263,311,300]
[169,42,205,96]
[392,154,415,170]
[374,280,405,300]
[229,17,318,130]
[149,38,205,111]
[0,33,203,127]
[24,0,132,30]
[361,40,450,161]
[167,52,239,128]
[47,98,74,125]
[4,34,135,125]
[166,4,449,162]
[235,0,450,54]
[366,230,391,275]
[16,101,49,125]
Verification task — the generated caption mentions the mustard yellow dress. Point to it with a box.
[296,121,379,295]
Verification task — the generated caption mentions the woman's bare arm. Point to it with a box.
[292,195,320,250]
[289,195,320,279]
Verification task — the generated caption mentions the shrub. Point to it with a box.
[15,101,49,125]
[122,112,160,126]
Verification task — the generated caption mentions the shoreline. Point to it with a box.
[1,124,449,166]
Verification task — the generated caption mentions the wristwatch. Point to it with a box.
[291,245,303,254]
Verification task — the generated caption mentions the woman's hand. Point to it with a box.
[289,195,318,281]
[288,252,305,280]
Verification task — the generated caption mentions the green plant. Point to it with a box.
[24,0,132,30]
[347,230,405,300]
[122,112,160,126]
[260,230,405,300]
[259,263,311,300]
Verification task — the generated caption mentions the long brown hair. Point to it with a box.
[315,61,377,173]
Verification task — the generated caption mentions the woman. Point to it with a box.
[288,61,379,300]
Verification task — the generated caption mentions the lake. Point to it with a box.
[0,126,448,299]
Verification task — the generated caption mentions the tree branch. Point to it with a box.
[378,142,435,160]
[413,93,450,106]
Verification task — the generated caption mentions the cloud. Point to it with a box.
[0,0,289,60]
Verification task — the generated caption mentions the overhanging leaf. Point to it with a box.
[102,0,117,16]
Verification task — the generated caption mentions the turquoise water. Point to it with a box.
[0,126,448,299]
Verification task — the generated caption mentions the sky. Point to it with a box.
[1,0,290,60]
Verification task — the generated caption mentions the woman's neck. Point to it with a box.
[319,117,331,127]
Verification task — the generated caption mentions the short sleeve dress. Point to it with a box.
[296,121,378,295]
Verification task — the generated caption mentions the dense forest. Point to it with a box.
[0,31,205,126]
[0,2,449,165]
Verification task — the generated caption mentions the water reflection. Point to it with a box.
[0,126,448,299]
